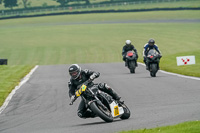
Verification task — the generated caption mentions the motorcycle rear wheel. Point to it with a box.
[90,102,113,122]
[120,103,131,119]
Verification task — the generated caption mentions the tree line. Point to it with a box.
[1,0,88,9]
[0,0,145,10]
[1,0,96,9]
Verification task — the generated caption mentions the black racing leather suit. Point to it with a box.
[68,69,120,118]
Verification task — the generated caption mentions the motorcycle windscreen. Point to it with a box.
[148,49,157,56]
[110,101,124,117]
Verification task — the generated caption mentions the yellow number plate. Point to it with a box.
[114,106,119,116]
[76,84,87,97]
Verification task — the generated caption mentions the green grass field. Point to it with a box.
[119,121,200,133]
[0,11,200,71]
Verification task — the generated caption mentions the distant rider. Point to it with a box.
[122,40,138,66]
[143,39,162,70]
[68,64,121,119]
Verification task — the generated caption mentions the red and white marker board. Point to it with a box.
[176,56,195,66]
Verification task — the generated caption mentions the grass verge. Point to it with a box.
[119,121,200,133]
[0,65,33,106]
[161,50,200,77]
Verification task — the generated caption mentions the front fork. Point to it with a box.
[87,88,108,111]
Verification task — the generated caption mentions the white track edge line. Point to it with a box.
[138,62,200,80]
[0,65,39,114]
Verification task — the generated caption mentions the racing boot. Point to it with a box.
[98,83,123,103]
[104,84,124,104]
[112,91,124,104]
[78,110,97,118]
[109,89,120,100]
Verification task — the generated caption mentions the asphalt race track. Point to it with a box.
[0,63,200,133]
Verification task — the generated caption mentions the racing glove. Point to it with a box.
[158,54,162,58]
[70,95,77,104]
[90,72,100,80]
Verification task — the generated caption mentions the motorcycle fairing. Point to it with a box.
[127,52,133,57]
[126,51,136,60]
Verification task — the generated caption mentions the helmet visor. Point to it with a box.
[149,42,154,46]
[69,69,80,79]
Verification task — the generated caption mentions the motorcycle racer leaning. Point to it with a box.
[143,39,162,70]
[122,40,138,67]
[68,64,121,119]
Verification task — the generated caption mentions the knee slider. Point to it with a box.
[98,83,111,90]
[77,111,84,118]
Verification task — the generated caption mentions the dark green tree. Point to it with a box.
[54,0,68,6]
[22,0,29,8]
[54,0,90,6]
[3,0,18,9]
[0,0,2,4]
[85,0,90,4]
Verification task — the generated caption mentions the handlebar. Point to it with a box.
[77,78,94,89]
[69,96,77,105]
[69,78,94,105]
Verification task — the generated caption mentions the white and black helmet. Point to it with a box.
[125,40,131,45]
[69,64,81,79]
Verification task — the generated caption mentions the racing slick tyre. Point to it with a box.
[120,103,131,119]
[129,61,136,73]
[150,63,157,77]
[90,102,113,122]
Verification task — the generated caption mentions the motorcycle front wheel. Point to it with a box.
[90,102,113,122]
[128,61,136,73]
[150,63,157,77]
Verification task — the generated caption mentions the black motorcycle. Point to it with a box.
[125,51,137,73]
[146,49,161,77]
[70,79,131,122]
